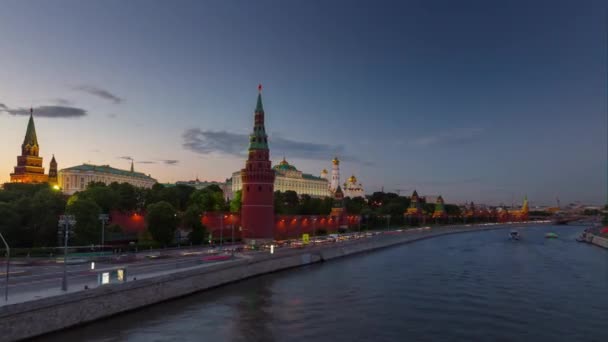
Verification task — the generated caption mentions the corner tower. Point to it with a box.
[10,108,49,183]
[240,85,275,243]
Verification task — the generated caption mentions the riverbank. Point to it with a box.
[585,233,608,249]
[0,222,545,341]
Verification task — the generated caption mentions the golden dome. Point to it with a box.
[321,168,328,174]
[279,157,288,166]
[348,174,357,183]
[332,156,340,165]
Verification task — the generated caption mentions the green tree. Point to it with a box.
[80,185,120,213]
[230,190,242,213]
[282,190,299,214]
[190,188,225,212]
[67,198,102,245]
[0,202,21,246]
[182,205,207,245]
[109,182,138,211]
[146,201,178,246]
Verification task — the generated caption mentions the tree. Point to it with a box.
[190,187,226,212]
[182,205,207,245]
[109,182,138,211]
[67,198,102,245]
[80,185,120,213]
[230,190,242,213]
[282,190,299,214]
[0,202,21,246]
[146,201,178,246]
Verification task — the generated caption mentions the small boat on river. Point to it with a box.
[509,230,521,240]
[545,232,558,239]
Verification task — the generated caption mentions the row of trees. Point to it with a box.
[0,182,235,248]
[2,181,529,248]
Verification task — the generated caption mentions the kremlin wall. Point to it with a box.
[3,87,530,245]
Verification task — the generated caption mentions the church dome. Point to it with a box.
[332,156,340,165]
[273,157,297,171]
[321,168,328,174]
[348,174,357,183]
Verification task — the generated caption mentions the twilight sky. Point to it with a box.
[0,0,606,205]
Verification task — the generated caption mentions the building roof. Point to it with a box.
[60,164,156,181]
[273,157,298,172]
[23,110,38,147]
[302,173,325,181]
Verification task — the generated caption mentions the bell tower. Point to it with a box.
[10,108,49,183]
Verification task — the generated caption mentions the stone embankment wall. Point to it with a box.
[0,225,522,341]
[586,234,608,249]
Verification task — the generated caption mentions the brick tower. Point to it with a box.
[240,85,275,244]
[10,108,49,183]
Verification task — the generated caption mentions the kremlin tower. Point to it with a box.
[48,155,58,187]
[10,108,50,183]
[240,85,276,244]
[432,195,447,220]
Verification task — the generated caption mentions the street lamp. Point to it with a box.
[0,232,10,302]
[99,214,109,250]
[58,214,76,292]
[219,213,225,249]
[312,216,317,245]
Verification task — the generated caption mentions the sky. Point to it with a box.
[0,0,606,206]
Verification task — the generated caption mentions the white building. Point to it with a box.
[58,162,157,195]
[231,158,330,198]
[320,157,365,198]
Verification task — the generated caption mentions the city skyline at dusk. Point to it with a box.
[1,0,606,205]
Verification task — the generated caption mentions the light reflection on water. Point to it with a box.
[42,225,608,342]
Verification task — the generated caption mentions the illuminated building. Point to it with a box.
[240,85,276,243]
[343,174,365,198]
[432,195,447,219]
[58,161,157,195]
[9,108,53,184]
[48,155,58,187]
[231,157,330,198]
[329,157,340,192]
[405,190,423,216]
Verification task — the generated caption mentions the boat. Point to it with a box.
[509,230,521,240]
[545,232,558,239]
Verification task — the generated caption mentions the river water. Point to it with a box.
[44,225,608,342]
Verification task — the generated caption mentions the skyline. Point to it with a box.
[1,0,607,205]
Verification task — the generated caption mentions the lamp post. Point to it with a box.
[312,217,317,245]
[99,214,109,251]
[58,214,76,292]
[0,232,10,302]
[219,213,224,249]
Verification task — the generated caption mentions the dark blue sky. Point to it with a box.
[0,0,606,205]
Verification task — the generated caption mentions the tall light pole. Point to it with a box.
[312,217,317,245]
[99,214,109,251]
[219,213,224,248]
[229,214,234,247]
[0,232,10,302]
[58,214,76,292]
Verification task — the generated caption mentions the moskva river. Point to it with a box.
[44,225,608,342]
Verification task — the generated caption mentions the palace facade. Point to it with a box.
[231,157,330,198]
[58,161,157,195]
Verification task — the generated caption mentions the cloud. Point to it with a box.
[162,160,179,165]
[50,98,72,105]
[73,85,124,104]
[137,161,156,164]
[107,113,117,119]
[1,105,87,118]
[0,103,7,110]
[182,128,367,163]
[118,156,133,161]
[412,127,485,147]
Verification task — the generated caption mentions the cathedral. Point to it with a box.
[9,108,57,185]
[320,156,365,198]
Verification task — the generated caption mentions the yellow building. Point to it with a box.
[231,157,330,198]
